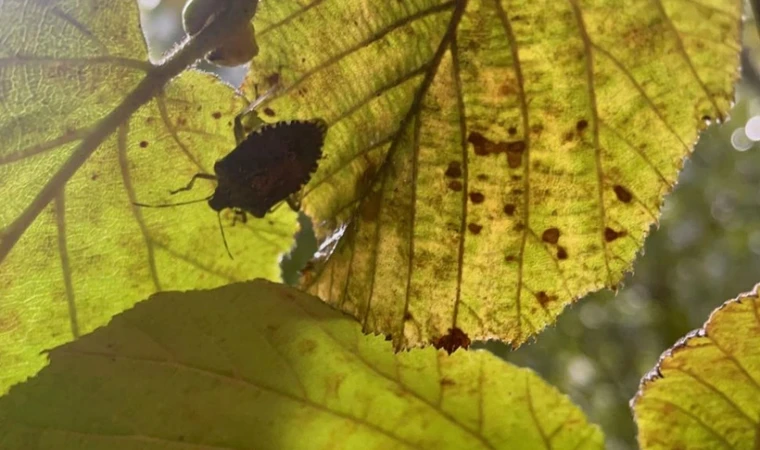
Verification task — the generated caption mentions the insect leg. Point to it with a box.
[230,208,248,226]
[233,84,281,144]
[169,173,217,195]
[286,195,301,212]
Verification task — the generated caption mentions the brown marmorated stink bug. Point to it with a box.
[135,93,327,258]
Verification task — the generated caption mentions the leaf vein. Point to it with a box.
[568,0,612,286]
[54,191,79,338]
[118,124,161,291]
[494,0,531,339]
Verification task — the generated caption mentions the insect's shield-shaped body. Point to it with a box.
[208,120,328,217]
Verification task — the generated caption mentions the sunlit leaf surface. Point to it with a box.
[0,0,296,394]
[632,284,760,450]
[242,0,741,348]
[0,280,604,450]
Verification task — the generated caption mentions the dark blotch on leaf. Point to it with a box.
[448,180,463,192]
[613,185,633,203]
[263,107,276,117]
[445,161,462,178]
[139,141,149,148]
[557,246,568,260]
[506,141,526,168]
[360,190,383,222]
[433,327,471,354]
[542,227,560,244]
[212,111,222,119]
[468,131,521,160]
[440,378,456,387]
[576,119,588,131]
[504,204,516,216]
[468,223,483,234]
[604,227,627,242]
[536,291,556,306]
[508,126,517,136]
[469,192,485,204]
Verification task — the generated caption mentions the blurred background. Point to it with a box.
[139,1,754,448]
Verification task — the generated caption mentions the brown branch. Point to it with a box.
[0,1,259,263]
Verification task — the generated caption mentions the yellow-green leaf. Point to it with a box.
[243,0,741,348]
[0,279,604,450]
[632,285,760,449]
[0,0,294,394]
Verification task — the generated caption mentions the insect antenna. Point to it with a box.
[132,196,213,208]
[217,212,234,260]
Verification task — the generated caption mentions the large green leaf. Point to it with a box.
[632,284,760,449]
[0,280,604,450]
[242,0,741,348]
[0,0,294,394]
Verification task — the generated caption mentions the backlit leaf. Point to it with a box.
[0,280,604,450]
[0,0,294,394]
[243,0,741,348]
[632,284,760,450]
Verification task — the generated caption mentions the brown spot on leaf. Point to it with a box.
[504,204,516,216]
[90,173,99,181]
[542,228,560,244]
[445,161,462,178]
[467,132,519,158]
[468,223,483,234]
[557,246,568,260]
[440,378,456,387]
[448,180,463,192]
[360,190,382,222]
[298,339,317,355]
[139,141,148,148]
[404,311,413,321]
[263,107,276,117]
[211,111,222,120]
[433,327,471,354]
[562,131,575,142]
[576,119,588,131]
[266,72,281,87]
[613,185,633,203]
[508,126,517,136]
[531,124,544,134]
[604,227,627,242]
[0,311,20,332]
[505,255,516,262]
[535,291,557,306]
[499,82,516,96]
[469,192,485,204]
[477,174,489,181]
[506,141,526,168]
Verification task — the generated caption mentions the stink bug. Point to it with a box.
[135,92,327,258]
